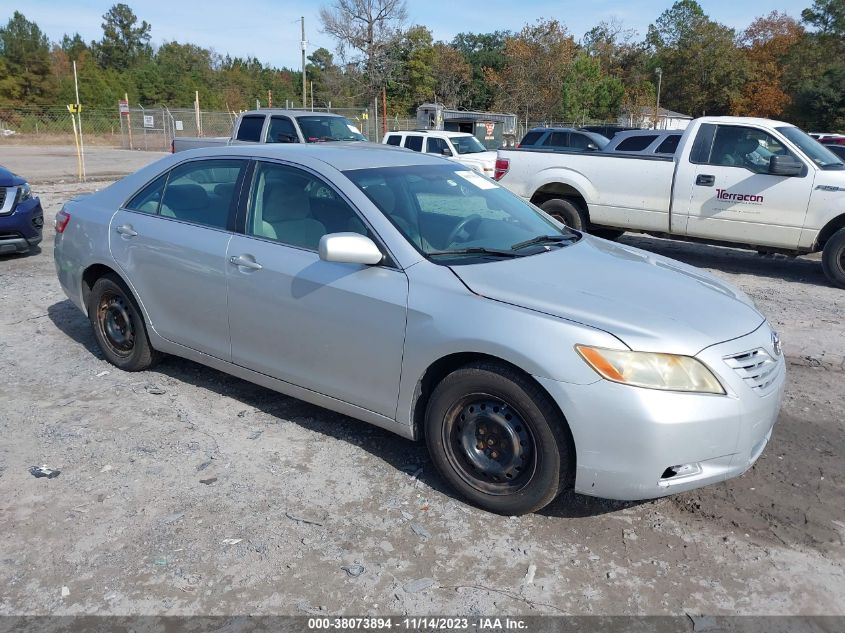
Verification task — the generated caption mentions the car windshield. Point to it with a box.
[298,116,367,142]
[452,136,487,154]
[344,164,578,262]
[777,126,844,170]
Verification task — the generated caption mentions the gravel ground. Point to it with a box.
[0,179,843,617]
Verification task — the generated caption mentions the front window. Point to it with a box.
[344,164,578,263]
[451,135,486,155]
[707,125,799,174]
[777,126,844,170]
[297,116,366,142]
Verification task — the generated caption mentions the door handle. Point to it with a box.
[696,174,715,187]
[229,255,263,271]
[115,224,138,237]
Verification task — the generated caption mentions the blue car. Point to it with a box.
[0,165,43,255]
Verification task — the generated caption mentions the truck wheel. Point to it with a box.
[540,199,587,232]
[424,361,574,515]
[88,273,161,371]
[821,228,845,289]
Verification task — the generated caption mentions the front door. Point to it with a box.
[109,158,247,360]
[678,123,812,248]
[226,160,408,418]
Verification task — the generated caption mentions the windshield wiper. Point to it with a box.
[510,233,576,251]
[427,247,521,259]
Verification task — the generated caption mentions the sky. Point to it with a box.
[13,0,812,70]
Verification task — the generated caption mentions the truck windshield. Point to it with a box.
[452,136,487,155]
[777,126,844,170]
[298,116,367,142]
[344,164,578,262]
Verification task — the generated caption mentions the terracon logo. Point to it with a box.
[716,189,764,203]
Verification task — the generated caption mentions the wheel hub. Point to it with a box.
[100,294,135,353]
[456,400,531,483]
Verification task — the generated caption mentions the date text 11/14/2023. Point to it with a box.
[307,617,528,631]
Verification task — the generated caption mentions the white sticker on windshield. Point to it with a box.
[348,124,362,134]
[455,170,498,190]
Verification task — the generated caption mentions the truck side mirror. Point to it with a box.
[441,148,453,157]
[769,155,803,176]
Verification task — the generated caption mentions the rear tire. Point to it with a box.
[88,273,160,371]
[540,198,587,232]
[821,228,845,289]
[424,361,574,515]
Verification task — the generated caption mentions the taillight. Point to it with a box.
[516,143,522,148]
[493,158,510,181]
[55,209,71,233]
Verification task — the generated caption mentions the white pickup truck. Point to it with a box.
[171,109,367,153]
[494,116,845,288]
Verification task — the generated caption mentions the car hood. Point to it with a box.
[0,166,26,187]
[450,236,765,356]
[454,151,497,171]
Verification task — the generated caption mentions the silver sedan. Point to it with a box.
[53,144,785,515]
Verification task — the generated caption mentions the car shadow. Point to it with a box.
[0,245,41,260]
[618,234,831,287]
[47,297,635,518]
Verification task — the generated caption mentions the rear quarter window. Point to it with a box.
[385,135,402,146]
[236,116,265,142]
[520,131,543,146]
[655,135,681,154]
[616,135,657,151]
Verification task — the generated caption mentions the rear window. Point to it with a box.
[655,134,681,154]
[542,132,568,148]
[385,135,402,146]
[236,116,265,142]
[520,131,543,146]
[404,135,423,152]
[616,135,657,152]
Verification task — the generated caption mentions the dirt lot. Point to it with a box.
[0,171,843,616]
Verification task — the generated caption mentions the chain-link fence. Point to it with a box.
[0,105,625,150]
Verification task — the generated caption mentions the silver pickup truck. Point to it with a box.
[171,109,367,152]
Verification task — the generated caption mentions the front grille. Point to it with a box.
[723,348,780,395]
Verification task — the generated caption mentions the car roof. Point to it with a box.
[697,115,793,128]
[241,109,349,119]
[527,127,579,133]
[389,130,475,138]
[613,129,678,138]
[173,142,452,171]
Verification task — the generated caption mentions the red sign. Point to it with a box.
[118,99,129,116]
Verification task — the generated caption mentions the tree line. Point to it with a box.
[0,0,843,130]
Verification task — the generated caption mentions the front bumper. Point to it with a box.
[537,322,785,501]
[0,192,43,254]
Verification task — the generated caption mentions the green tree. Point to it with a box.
[0,11,54,104]
[560,52,624,123]
[450,31,509,110]
[432,43,472,108]
[388,25,435,113]
[647,1,748,116]
[94,3,152,70]
[60,33,88,61]
[801,0,845,36]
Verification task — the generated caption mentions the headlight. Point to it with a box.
[18,182,32,201]
[575,345,725,394]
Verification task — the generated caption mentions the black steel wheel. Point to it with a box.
[425,361,574,515]
[87,273,160,371]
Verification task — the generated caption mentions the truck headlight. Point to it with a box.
[575,345,725,394]
[18,182,32,201]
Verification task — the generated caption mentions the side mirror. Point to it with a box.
[319,233,383,265]
[441,147,453,157]
[769,155,803,176]
[586,143,599,151]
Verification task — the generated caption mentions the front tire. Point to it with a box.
[821,228,845,289]
[88,274,160,371]
[540,198,587,232]
[424,362,574,515]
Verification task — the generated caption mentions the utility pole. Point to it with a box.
[301,16,307,109]
[654,67,663,130]
[72,61,86,181]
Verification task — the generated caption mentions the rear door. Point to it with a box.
[675,123,813,247]
[225,159,408,417]
[109,158,248,359]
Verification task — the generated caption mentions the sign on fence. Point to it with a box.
[118,100,129,115]
[143,115,154,128]
[175,120,184,131]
